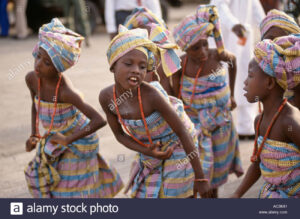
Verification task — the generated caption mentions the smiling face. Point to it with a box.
[111,49,148,90]
[244,59,272,103]
[186,39,209,61]
[263,26,289,40]
[34,47,58,78]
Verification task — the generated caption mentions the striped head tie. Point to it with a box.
[124,7,181,76]
[107,25,159,72]
[254,33,300,90]
[260,9,300,40]
[173,4,224,53]
[32,18,84,73]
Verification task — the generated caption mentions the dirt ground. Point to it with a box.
[0,4,263,198]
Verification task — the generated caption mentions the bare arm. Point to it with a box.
[150,85,204,179]
[231,115,262,197]
[59,87,107,144]
[231,161,261,198]
[149,84,212,197]
[25,71,38,136]
[219,51,236,97]
[283,109,300,149]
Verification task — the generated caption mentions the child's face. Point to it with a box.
[244,59,270,103]
[263,26,289,40]
[34,47,58,78]
[112,49,148,90]
[186,39,209,61]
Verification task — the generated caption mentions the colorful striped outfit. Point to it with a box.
[125,82,199,198]
[179,68,243,188]
[258,136,300,198]
[24,97,123,198]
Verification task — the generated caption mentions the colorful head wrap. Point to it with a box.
[254,33,300,90]
[32,18,84,73]
[124,7,167,31]
[260,9,300,40]
[124,7,181,76]
[172,4,224,53]
[107,25,159,72]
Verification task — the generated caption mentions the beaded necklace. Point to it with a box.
[177,56,205,109]
[251,98,288,162]
[113,85,153,147]
[34,73,62,139]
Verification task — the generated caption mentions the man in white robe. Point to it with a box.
[211,0,265,138]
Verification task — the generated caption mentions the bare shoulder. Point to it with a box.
[142,82,166,103]
[58,75,80,102]
[99,85,114,110]
[281,104,300,129]
[25,71,37,87]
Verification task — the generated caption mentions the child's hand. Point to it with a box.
[193,181,212,198]
[25,136,39,152]
[49,133,69,146]
[146,142,174,160]
[230,96,237,111]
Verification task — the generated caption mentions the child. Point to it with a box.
[24,18,123,198]
[124,7,181,92]
[260,9,300,108]
[172,5,244,197]
[231,34,300,198]
[260,9,300,41]
[100,25,212,198]
[260,9,300,109]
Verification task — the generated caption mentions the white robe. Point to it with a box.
[211,0,265,135]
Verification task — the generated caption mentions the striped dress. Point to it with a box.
[258,136,300,198]
[180,67,243,188]
[124,82,199,198]
[24,96,123,198]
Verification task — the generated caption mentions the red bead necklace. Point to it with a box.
[34,73,62,139]
[113,85,153,147]
[177,56,205,109]
[251,98,288,162]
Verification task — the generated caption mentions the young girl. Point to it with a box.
[24,18,123,198]
[231,34,300,198]
[260,9,300,41]
[100,25,212,198]
[171,5,244,197]
[124,6,181,91]
[260,9,300,109]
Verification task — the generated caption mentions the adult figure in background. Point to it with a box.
[62,0,91,46]
[14,0,29,39]
[105,0,162,39]
[260,0,281,14]
[0,0,9,37]
[211,0,265,139]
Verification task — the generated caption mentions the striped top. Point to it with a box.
[180,67,231,129]
[179,66,243,188]
[24,96,123,198]
[258,136,300,198]
[123,82,198,169]
[124,82,198,198]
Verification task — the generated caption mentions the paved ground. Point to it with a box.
[0,4,263,198]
